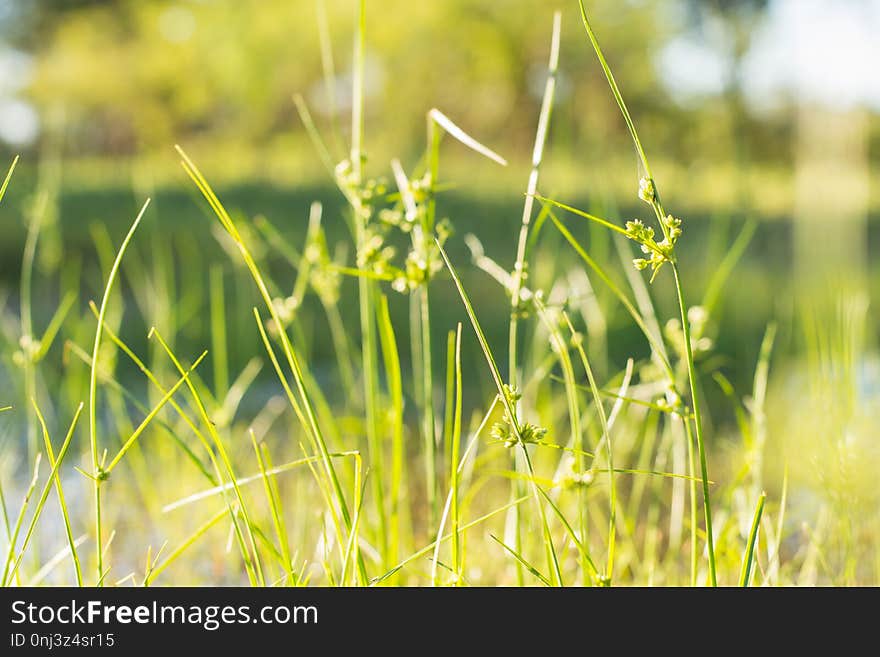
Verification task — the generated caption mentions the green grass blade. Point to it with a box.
[739,492,766,587]
[33,290,76,362]
[548,209,673,378]
[250,431,294,580]
[209,265,230,398]
[535,195,630,237]
[0,454,42,586]
[371,495,529,585]
[428,109,508,167]
[377,294,406,564]
[490,534,552,587]
[175,148,358,574]
[672,263,717,586]
[436,239,562,585]
[701,219,757,318]
[144,507,227,585]
[149,328,264,587]
[510,9,562,394]
[435,240,514,423]
[532,299,587,582]
[561,310,617,582]
[105,351,207,472]
[33,400,84,586]
[162,451,358,513]
[6,403,83,584]
[431,324,463,586]
[576,1,652,179]
[0,155,18,205]
[69,322,218,486]
[87,197,150,585]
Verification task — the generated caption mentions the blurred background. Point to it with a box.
[0,1,877,291]
[1,1,877,402]
[0,0,878,582]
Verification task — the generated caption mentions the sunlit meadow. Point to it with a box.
[0,0,878,587]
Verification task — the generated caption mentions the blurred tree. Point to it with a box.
[17,0,675,162]
[682,0,771,207]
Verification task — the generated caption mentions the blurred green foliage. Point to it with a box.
[11,0,800,170]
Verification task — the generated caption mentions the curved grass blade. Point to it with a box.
[428,109,508,167]
[547,209,673,378]
[105,351,207,473]
[33,400,84,586]
[0,155,18,205]
[6,403,83,584]
[436,239,562,585]
[490,534,551,587]
[371,495,529,585]
[87,198,151,585]
[175,147,360,578]
[162,451,358,512]
[702,219,757,318]
[739,492,766,587]
[144,507,227,585]
[0,456,41,586]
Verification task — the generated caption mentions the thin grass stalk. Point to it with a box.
[209,265,230,398]
[4,406,82,584]
[373,495,528,585]
[261,445,296,581]
[684,417,698,586]
[104,352,207,472]
[252,310,367,582]
[431,397,498,585]
[561,311,617,582]
[491,534,552,586]
[87,198,150,585]
[377,295,405,567]
[431,324,463,586]
[346,0,388,565]
[79,310,217,484]
[33,401,84,586]
[576,1,716,584]
[449,326,463,585]
[506,13,561,585]
[532,300,587,582]
[436,241,562,585]
[0,156,18,203]
[176,148,361,580]
[739,492,766,587]
[765,465,788,585]
[162,451,358,513]
[19,193,45,461]
[145,508,227,585]
[672,264,716,585]
[251,431,294,581]
[357,265,387,561]
[340,454,366,586]
[251,309,339,537]
[419,119,442,529]
[149,329,264,586]
[443,330,456,479]
[0,455,41,586]
[509,11,561,387]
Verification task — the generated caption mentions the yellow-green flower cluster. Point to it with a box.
[628,177,685,281]
[489,384,548,448]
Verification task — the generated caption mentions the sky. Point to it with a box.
[660,0,880,111]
